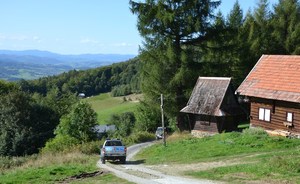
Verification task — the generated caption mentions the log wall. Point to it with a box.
[250,97,300,133]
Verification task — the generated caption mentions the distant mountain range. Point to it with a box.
[0,50,136,81]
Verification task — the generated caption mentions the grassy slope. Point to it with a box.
[0,152,133,184]
[85,93,140,124]
[135,131,300,183]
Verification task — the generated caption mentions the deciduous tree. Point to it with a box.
[55,101,98,143]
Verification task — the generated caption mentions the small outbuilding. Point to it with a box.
[236,55,300,137]
[93,125,116,139]
[181,77,245,136]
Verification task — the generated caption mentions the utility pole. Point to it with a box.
[161,94,166,147]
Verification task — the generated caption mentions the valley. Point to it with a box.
[0,50,135,81]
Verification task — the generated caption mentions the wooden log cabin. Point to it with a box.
[180,77,245,136]
[236,55,300,137]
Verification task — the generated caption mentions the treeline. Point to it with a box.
[18,57,141,97]
[130,0,300,131]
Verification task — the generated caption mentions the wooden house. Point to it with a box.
[180,77,245,136]
[236,55,300,137]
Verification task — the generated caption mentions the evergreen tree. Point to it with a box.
[248,0,274,56]
[130,0,220,131]
[271,0,300,54]
[227,0,244,29]
[200,11,231,77]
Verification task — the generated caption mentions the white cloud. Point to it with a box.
[0,33,42,42]
[10,35,28,41]
[33,36,42,43]
[111,42,133,47]
[0,33,6,40]
[80,38,99,44]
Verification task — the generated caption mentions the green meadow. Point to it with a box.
[85,93,141,124]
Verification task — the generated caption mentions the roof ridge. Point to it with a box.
[199,77,231,80]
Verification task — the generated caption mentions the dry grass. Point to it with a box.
[1,151,94,174]
[166,131,192,142]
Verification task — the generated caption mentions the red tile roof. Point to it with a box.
[236,55,300,103]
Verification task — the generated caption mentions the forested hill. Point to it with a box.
[0,54,140,156]
[0,50,136,81]
[18,57,141,97]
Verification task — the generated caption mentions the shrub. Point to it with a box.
[41,135,79,153]
[134,101,161,132]
[73,140,104,155]
[124,131,155,145]
[110,112,136,138]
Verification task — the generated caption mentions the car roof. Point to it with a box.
[105,139,122,142]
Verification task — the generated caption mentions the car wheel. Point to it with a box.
[120,157,126,164]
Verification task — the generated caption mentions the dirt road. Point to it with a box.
[97,142,221,184]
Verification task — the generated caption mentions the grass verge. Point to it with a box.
[187,149,300,183]
[135,129,300,183]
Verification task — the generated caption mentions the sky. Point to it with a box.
[0,0,278,55]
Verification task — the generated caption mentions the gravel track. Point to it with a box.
[97,142,221,184]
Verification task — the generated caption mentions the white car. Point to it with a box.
[100,139,126,164]
[155,127,164,140]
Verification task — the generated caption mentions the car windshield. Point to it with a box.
[105,141,123,146]
[156,127,163,132]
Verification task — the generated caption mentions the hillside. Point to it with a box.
[85,93,141,124]
[0,50,136,81]
[17,57,141,97]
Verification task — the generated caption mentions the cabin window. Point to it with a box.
[286,112,293,122]
[258,108,271,122]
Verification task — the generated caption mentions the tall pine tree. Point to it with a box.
[130,0,220,131]
[271,0,300,54]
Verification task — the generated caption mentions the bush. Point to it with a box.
[73,140,104,155]
[41,135,79,153]
[42,136,104,155]
[110,112,136,138]
[124,131,155,145]
[134,101,161,132]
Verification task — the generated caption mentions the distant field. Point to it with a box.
[85,93,141,124]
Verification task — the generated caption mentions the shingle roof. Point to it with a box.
[236,55,300,103]
[180,77,231,116]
